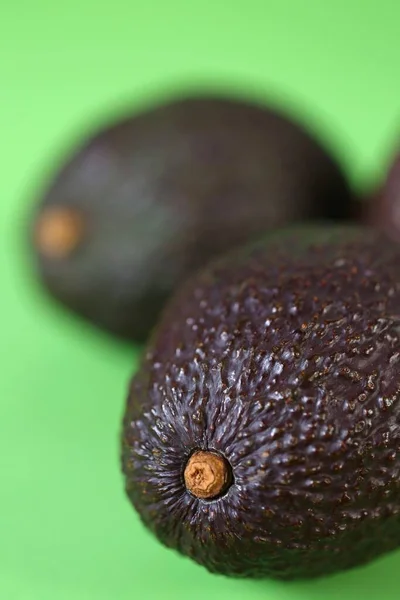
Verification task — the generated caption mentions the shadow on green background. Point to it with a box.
[1,1,399,599]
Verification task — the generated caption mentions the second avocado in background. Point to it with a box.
[30,93,354,344]
[367,147,400,241]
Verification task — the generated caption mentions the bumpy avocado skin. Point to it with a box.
[122,225,400,579]
[32,95,353,342]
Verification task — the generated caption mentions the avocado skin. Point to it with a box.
[122,224,400,579]
[32,95,353,343]
[368,150,400,242]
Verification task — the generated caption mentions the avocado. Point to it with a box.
[122,224,400,580]
[30,94,353,343]
[368,148,400,241]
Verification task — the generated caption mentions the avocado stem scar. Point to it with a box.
[184,450,232,499]
[34,207,84,258]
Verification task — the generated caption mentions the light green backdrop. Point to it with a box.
[1,2,399,599]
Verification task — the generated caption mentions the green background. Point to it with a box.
[1,2,399,599]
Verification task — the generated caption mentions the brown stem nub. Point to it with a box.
[184,450,231,500]
[34,207,84,258]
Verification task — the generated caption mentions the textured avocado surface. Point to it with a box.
[122,224,400,580]
[31,95,353,343]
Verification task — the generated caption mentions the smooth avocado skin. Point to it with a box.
[122,224,400,580]
[31,95,353,343]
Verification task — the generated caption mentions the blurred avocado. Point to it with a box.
[367,146,400,241]
[30,94,354,343]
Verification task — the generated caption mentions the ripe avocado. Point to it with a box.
[122,224,400,579]
[368,148,400,241]
[30,95,353,343]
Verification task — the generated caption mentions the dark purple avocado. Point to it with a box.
[122,224,400,580]
[367,149,400,242]
[30,94,353,343]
